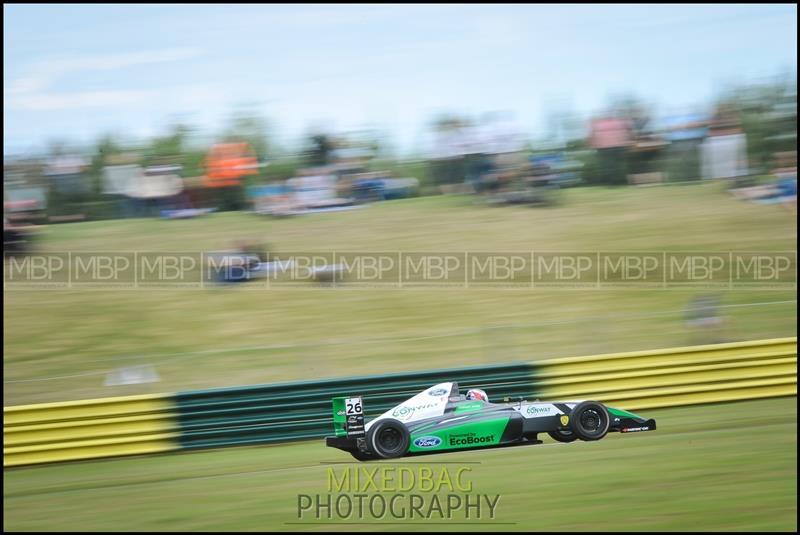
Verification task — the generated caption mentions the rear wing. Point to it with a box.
[332,396,366,438]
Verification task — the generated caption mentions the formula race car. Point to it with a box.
[325,382,656,460]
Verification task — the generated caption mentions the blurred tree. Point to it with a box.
[715,76,797,171]
[264,156,301,183]
[602,94,658,185]
[352,127,386,160]
[94,134,122,163]
[181,149,207,181]
[140,123,194,173]
[610,93,654,136]
[89,134,122,195]
[221,106,271,164]
[543,98,585,148]
[431,113,466,137]
[45,139,73,159]
[303,132,336,167]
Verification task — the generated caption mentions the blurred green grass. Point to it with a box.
[4,398,796,531]
[4,182,797,404]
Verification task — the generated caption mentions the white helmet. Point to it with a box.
[465,388,489,402]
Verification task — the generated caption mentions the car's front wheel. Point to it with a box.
[367,418,410,459]
[569,401,610,441]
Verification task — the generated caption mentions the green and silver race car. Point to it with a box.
[325,382,656,460]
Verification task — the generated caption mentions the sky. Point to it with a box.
[3,4,797,156]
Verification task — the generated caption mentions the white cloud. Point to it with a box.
[5,47,201,111]
[11,89,153,111]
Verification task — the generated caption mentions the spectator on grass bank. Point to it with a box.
[624,105,669,185]
[685,295,727,345]
[431,116,469,188]
[210,239,270,283]
[203,142,258,211]
[701,112,749,182]
[485,112,527,183]
[463,119,488,192]
[662,111,709,182]
[430,112,527,192]
[43,153,91,219]
[589,114,633,185]
[730,151,797,209]
[103,153,143,218]
[44,154,90,196]
[469,111,527,194]
[771,151,797,208]
[102,163,140,218]
[126,165,184,217]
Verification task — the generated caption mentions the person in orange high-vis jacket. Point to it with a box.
[203,143,259,211]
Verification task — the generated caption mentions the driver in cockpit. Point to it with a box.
[465,388,489,402]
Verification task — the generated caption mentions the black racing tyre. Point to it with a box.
[569,401,610,441]
[367,418,410,459]
[547,428,578,443]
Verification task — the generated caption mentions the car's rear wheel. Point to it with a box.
[547,428,578,443]
[367,418,410,459]
[569,401,610,441]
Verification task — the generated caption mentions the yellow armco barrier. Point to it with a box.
[537,337,797,410]
[3,393,179,467]
[3,337,796,468]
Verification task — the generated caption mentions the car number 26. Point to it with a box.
[345,397,363,415]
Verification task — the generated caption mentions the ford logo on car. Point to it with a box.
[413,436,442,448]
[428,388,448,396]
